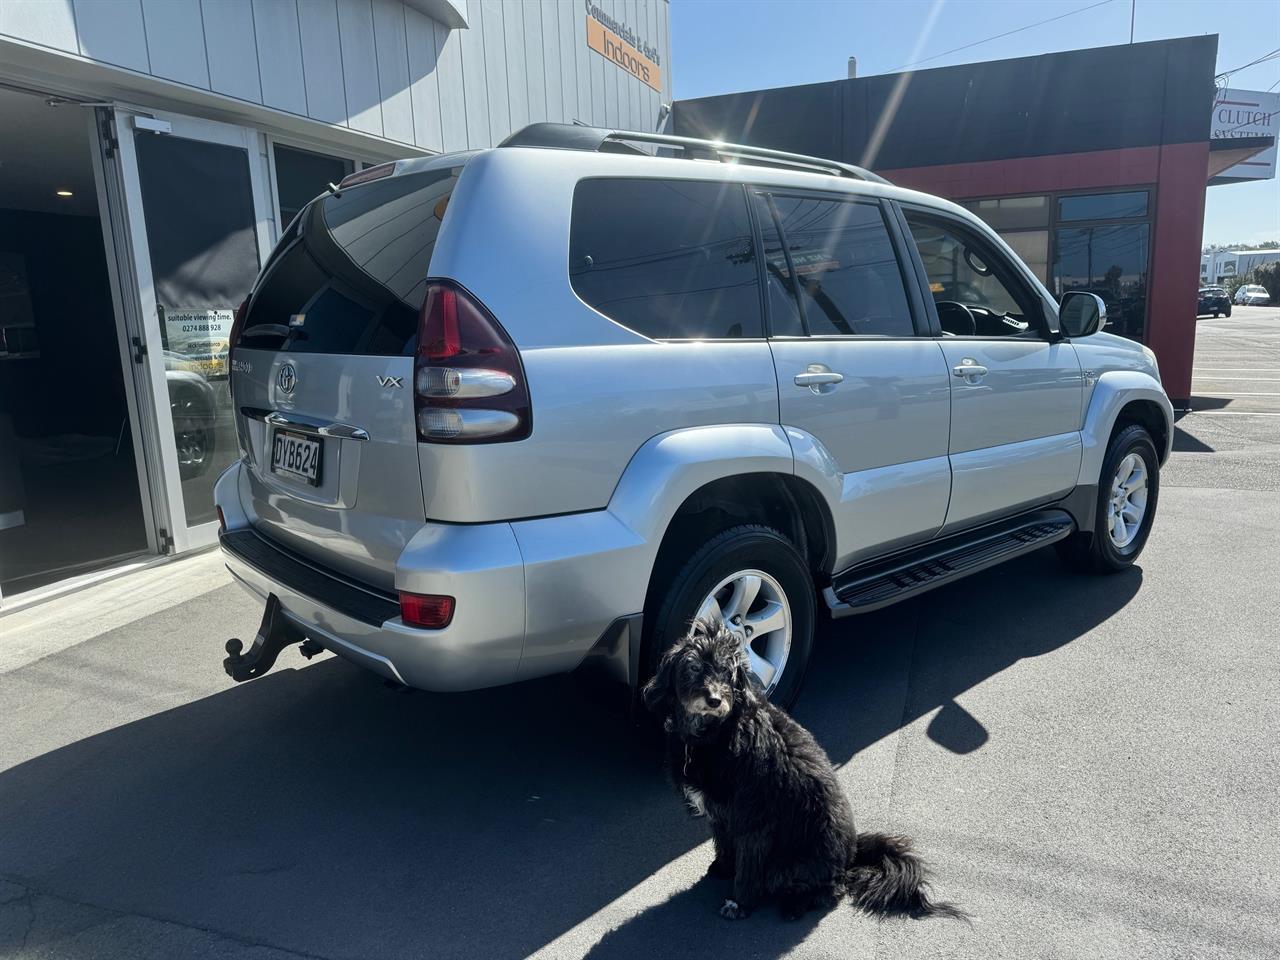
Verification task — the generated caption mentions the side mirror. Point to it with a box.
[1059,291,1107,338]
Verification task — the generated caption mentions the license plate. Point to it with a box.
[271,430,322,485]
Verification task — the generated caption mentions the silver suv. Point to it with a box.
[215,123,1172,707]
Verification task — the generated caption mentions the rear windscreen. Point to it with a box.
[238,165,463,356]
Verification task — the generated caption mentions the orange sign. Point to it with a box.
[587,17,661,93]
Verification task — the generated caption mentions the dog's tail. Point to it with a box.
[844,832,967,921]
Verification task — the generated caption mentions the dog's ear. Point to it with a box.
[642,642,681,715]
[689,616,717,639]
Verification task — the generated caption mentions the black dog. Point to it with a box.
[643,618,963,922]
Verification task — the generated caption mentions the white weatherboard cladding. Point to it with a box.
[0,0,672,151]
[141,0,210,89]
[254,0,309,116]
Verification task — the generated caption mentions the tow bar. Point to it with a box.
[224,593,312,682]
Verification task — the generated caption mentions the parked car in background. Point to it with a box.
[163,351,217,480]
[215,123,1173,708]
[1234,284,1271,306]
[1196,286,1231,317]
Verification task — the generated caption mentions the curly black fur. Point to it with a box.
[642,618,965,922]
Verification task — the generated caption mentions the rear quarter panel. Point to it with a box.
[417,148,785,521]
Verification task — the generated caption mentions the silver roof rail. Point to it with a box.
[498,122,889,185]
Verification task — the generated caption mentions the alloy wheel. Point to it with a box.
[1107,452,1148,548]
[696,568,791,695]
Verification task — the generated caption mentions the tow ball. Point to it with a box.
[223,593,321,682]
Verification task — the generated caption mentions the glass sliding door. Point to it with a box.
[112,109,271,551]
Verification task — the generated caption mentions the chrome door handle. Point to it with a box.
[952,359,988,383]
[794,365,844,394]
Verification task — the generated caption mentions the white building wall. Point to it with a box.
[0,0,672,152]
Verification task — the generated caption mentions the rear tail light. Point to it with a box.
[338,162,397,189]
[399,591,455,629]
[414,282,531,443]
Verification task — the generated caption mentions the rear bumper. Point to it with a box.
[214,461,526,692]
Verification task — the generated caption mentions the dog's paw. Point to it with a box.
[719,899,746,921]
[706,857,733,879]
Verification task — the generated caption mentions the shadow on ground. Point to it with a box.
[0,550,1140,959]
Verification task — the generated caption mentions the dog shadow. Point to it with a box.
[0,547,1140,958]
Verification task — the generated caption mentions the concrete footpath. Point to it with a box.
[2,308,1278,959]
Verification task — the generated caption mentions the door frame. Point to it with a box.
[109,106,273,553]
[89,105,165,558]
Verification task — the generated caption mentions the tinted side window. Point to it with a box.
[765,194,915,338]
[753,193,806,337]
[569,179,762,339]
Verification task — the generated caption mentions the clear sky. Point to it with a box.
[669,0,1280,248]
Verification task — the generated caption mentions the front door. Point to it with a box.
[900,207,1083,534]
[108,108,271,552]
[754,190,952,571]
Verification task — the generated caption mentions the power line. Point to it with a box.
[1215,47,1280,82]
[888,0,1117,73]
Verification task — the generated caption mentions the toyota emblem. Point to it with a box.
[277,362,297,396]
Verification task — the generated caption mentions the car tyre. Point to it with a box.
[1057,423,1160,574]
[172,389,213,481]
[645,524,815,710]
[1224,305,1232,317]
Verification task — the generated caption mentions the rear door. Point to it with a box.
[755,190,953,571]
[233,162,463,589]
[899,206,1083,534]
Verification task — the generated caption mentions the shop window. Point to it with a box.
[273,144,353,231]
[569,178,762,340]
[760,193,915,338]
[962,195,1050,230]
[1053,224,1150,341]
[1057,191,1148,222]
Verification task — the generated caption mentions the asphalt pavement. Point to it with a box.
[2,307,1278,959]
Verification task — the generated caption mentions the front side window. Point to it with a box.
[757,193,915,338]
[905,212,1041,337]
[569,178,762,340]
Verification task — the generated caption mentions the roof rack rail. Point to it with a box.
[497,122,889,184]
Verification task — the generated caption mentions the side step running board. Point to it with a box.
[825,509,1076,618]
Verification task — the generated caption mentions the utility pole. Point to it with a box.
[1130,0,1136,43]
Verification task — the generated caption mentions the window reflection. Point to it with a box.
[1053,224,1150,341]
[766,195,916,338]
[1057,191,1148,222]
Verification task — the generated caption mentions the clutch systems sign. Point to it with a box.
[585,1,662,92]
[1212,88,1279,181]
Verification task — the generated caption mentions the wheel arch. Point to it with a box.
[641,471,836,626]
[1078,372,1174,487]
[1110,398,1169,464]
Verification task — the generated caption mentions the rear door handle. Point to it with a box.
[952,360,988,383]
[794,365,844,393]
